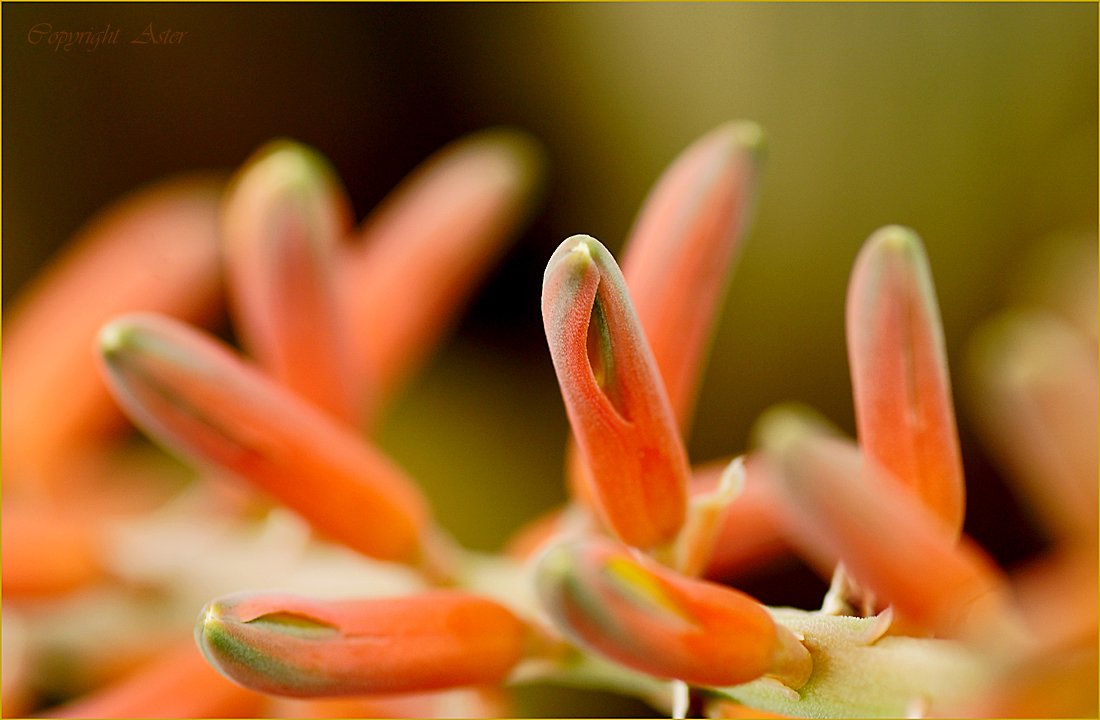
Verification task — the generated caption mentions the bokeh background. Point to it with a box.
[4,3,1097,715]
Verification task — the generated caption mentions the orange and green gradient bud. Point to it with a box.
[342,129,544,417]
[537,539,811,689]
[96,313,430,564]
[542,235,690,550]
[622,121,764,432]
[1,176,223,499]
[222,140,358,423]
[845,226,964,532]
[196,592,530,696]
[755,407,1017,644]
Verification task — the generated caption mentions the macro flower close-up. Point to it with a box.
[3,4,1096,718]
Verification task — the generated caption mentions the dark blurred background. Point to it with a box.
[4,1,1096,651]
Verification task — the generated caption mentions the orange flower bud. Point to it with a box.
[47,640,266,719]
[2,177,222,498]
[222,140,357,422]
[622,121,764,432]
[542,235,690,550]
[197,592,530,696]
[755,407,1017,643]
[343,129,543,415]
[537,539,811,689]
[97,313,430,563]
[846,226,964,532]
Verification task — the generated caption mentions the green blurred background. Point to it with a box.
[3,5,1096,705]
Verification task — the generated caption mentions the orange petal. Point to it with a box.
[97,313,430,564]
[542,235,690,550]
[343,129,543,416]
[537,538,811,689]
[222,140,357,421]
[755,407,1015,643]
[622,121,764,432]
[197,591,530,696]
[2,176,223,499]
[966,311,1098,545]
[845,226,964,532]
[45,640,266,719]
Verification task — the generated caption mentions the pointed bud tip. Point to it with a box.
[195,599,232,671]
[567,235,596,262]
[752,403,835,457]
[462,127,547,180]
[865,225,925,261]
[546,234,601,279]
[714,120,767,164]
[233,139,338,205]
[970,311,1081,389]
[98,318,135,360]
[98,313,160,364]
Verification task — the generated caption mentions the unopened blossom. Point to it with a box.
[537,538,811,689]
[4,119,1093,719]
[3,130,544,717]
[197,592,532,696]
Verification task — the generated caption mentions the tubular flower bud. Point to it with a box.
[343,129,544,414]
[222,140,357,422]
[542,235,690,550]
[966,311,1098,545]
[47,640,266,719]
[845,226,964,532]
[97,313,429,563]
[622,121,764,432]
[755,407,1017,644]
[536,539,811,689]
[196,592,530,697]
[2,177,222,498]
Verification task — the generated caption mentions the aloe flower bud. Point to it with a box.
[97,313,430,563]
[47,640,265,718]
[196,592,530,696]
[846,226,964,532]
[542,235,690,550]
[2,177,222,497]
[537,539,811,689]
[343,129,543,415]
[755,407,1017,644]
[622,121,764,431]
[222,140,357,422]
